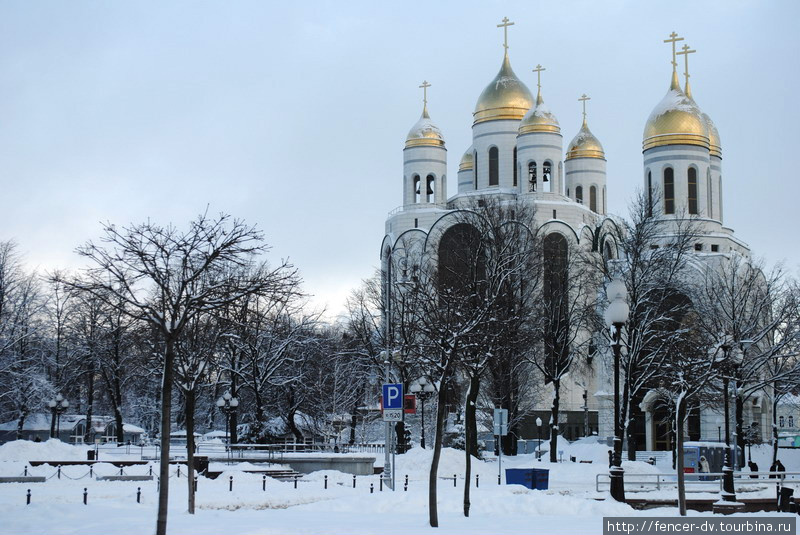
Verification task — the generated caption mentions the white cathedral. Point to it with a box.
[380,23,758,453]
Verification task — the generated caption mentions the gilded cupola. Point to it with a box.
[519,65,560,134]
[567,94,604,160]
[459,148,474,171]
[473,52,534,125]
[567,120,605,160]
[642,70,709,151]
[405,105,445,149]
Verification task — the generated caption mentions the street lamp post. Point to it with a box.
[718,337,737,503]
[536,417,543,461]
[604,277,629,502]
[410,377,435,449]
[216,392,239,450]
[48,394,69,440]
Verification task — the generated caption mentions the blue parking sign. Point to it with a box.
[382,383,404,409]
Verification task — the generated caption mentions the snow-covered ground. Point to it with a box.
[0,439,798,534]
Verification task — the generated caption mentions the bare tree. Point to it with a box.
[59,212,296,535]
[692,255,800,465]
[651,310,717,516]
[0,242,50,437]
[603,190,698,461]
[527,237,599,462]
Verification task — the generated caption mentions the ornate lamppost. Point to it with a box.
[410,377,435,449]
[604,277,629,502]
[216,392,239,448]
[48,394,69,440]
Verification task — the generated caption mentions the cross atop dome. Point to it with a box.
[663,31,684,71]
[497,17,515,52]
[579,94,591,125]
[676,44,696,97]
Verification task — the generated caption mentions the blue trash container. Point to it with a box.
[505,468,535,489]
[531,468,549,490]
[505,468,549,490]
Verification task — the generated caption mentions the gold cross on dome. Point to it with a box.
[532,64,545,90]
[497,17,515,51]
[663,31,685,70]
[676,44,696,85]
[419,80,431,106]
[579,94,591,121]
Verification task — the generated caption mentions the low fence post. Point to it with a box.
[353,475,356,488]
[370,483,374,494]
[137,487,141,503]
[26,489,31,505]
[229,475,233,492]
[476,474,480,488]
[324,475,328,490]
[83,488,88,505]
[294,475,298,489]
[263,475,267,491]
[453,474,457,488]
[57,466,61,480]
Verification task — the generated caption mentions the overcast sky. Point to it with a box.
[1,1,798,318]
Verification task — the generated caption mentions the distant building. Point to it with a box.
[0,413,146,444]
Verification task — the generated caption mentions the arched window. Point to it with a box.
[647,171,653,216]
[528,162,537,192]
[790,416,795,428]
[780,416,785,428]
[575,185,583,204]
[543,161,552,192]
[688,167,698,215]
[488,147,499,186]
[473,151,478,189]
[589,185,597,213]
[664,167,675,214]
[707,168,712,218]
[438,223,484,296]
[513,147,518,187]
[413,174,421,203]
[426,174,435,203]
[604,240,613,260]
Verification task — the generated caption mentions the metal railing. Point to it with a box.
[596,471,800,493]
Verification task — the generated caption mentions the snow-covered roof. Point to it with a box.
[0,414,144,434]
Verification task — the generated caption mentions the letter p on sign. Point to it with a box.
[383,383,404,409]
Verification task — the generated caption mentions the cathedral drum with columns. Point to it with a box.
[381,21,760,454]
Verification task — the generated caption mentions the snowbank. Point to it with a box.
[0,440,90,461]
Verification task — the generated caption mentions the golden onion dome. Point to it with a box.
[473,53,534,125]
[405,105,445,149]
[459,147,474,171]
[642,71,709,151]
[685,81,721,158]
[566,119,605,160]
[704,113,721,158]
[519,91,560,134]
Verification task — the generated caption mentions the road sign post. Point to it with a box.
[494,408,508,484]
[382,383,403,490]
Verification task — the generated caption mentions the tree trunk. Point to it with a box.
[463,373,479,517]
[229,380,238,445]
[549,378,560,463]
[675,395,687,516]
[85,358,95,443]
[287,409,303,443]
[465,373,480,459]
[627,418,637,461]
[735,391,744,469]
[155,336,175,535]
[185,388,196,515]
[19,413,27,441]
[772,397,779,466]
[114,380,124,444]
[429,368,450,528]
